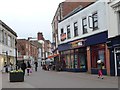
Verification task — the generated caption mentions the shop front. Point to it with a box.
[107,35,120,76]
[58,31,110,75]
[85,31,108,75]
[59,39,87,72]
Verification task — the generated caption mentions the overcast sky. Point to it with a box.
[0,0,65,41]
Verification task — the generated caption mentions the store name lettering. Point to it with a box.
[71,41,83,48]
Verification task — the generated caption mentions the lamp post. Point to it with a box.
[15,40,18,70]
[15,47,18,70]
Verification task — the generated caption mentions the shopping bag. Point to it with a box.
[29,69,32,73]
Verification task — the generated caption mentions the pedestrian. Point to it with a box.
[26,61,31,76]
[21,60,27,76]
[4,62,8,73]
[97,60,104,79]
[34,61,38,71]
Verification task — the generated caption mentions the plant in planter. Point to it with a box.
[9,70,24,82]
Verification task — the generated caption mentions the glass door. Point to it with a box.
[116,53,120,76]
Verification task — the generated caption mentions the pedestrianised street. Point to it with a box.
[2,68,118,88]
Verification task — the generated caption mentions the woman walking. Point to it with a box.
[97,60,104,79]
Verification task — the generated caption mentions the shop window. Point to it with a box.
[92,12,98,30]
[67,25,71,39]
[74,54,78,68]
[82,17,88,34]
[67,54,71,68]
[79,53,86,69]
[71,54,74,68]
[74,22,78,37]
[91,44,106,68]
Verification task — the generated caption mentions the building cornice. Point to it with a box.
[0,20,17,37]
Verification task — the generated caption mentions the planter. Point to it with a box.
[9,72,24,82]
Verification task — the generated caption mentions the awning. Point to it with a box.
[47,54,59,59]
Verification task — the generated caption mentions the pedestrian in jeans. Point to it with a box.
[26,61,31,76]
[97,60,104,79]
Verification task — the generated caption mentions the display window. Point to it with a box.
[79,53,86,69]
[91,44,106,68]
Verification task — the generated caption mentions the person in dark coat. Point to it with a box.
[34,61,38,71]
[21,60,27,76]
[26,61,31,76]
[4,62,8,73]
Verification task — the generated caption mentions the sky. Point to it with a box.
[0,0,65,42]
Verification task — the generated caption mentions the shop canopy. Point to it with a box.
[47,54,59,59]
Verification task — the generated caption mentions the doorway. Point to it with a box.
[116,53,120,76]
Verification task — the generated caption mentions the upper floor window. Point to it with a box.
[4,33,7,45]
[2,30,4,44]
[74,22,78,37]
[67,25,71,39]
[60,28,66,41]
[8,35,12,47]
[82,17,88,34]
[92,12,98,30]
[61,28,64,34]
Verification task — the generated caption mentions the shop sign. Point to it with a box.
[71,39,85,48]
[60,33,66,41]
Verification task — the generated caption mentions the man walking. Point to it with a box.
[34,61,38,71]
[21,60,27,76]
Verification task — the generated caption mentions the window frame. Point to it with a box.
[74,22,78,37]
[92,12,98,30]
[82,17,88,34]
[67,25,71,39]
[61,28,64,34]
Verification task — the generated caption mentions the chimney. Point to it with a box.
[37,32,44,40]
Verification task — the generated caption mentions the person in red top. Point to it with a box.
[97,60,104,79]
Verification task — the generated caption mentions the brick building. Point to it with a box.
[17,39,38,63]
[37,32,52,60]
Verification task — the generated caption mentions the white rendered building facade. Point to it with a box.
[0,20,17,71]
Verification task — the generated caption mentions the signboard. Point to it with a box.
[71,39,85,48]
[60,33,66,41]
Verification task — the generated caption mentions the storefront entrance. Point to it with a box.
[115,47,120,76]
[116,53,120,76]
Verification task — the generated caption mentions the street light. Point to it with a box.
[15,39,18,70]
[15,47,18,70]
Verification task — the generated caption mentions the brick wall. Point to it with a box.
[62,2,93,18]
